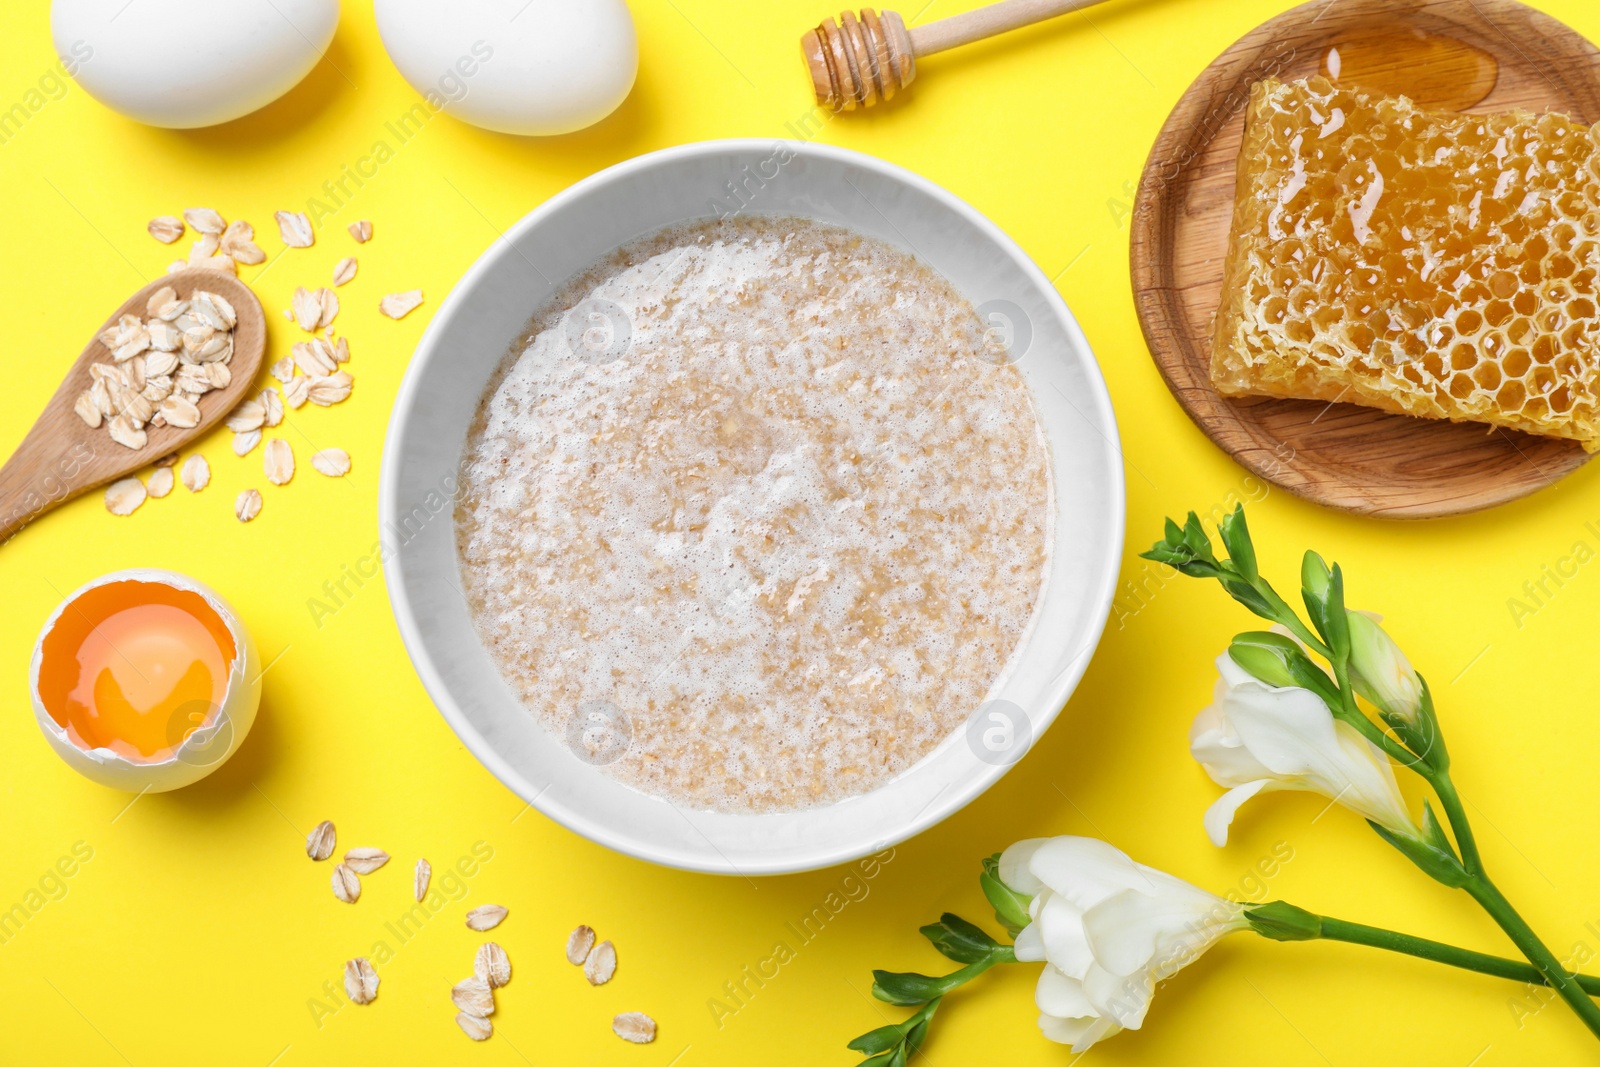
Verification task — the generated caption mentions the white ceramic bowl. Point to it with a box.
[381,141,1124,875]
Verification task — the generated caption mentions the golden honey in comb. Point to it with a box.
[1212,76,1600,449]
[36,581,236,762]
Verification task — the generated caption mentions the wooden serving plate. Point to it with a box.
[1131,0,1600,518]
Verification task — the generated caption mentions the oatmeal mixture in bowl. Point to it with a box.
[455,217,1052,813]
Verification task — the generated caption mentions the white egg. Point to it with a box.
[29,569,262,793]
[374,0,637,136]
[51,0,338,128]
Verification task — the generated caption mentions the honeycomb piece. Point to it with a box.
[1212,76,1600,449]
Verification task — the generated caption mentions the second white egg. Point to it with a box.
[375,0,638,137]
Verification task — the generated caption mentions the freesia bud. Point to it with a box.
[998,836,1247,1053]
[1227,633,1300,690]
[1346,612,1423,723]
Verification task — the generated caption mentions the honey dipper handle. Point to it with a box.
[908,0,1116,56]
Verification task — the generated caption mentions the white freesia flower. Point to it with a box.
[1191,653,1417,846]
[1346,611,1423,723]
[998,836,1247,1052]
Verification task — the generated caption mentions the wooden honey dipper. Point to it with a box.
[802,0,1116,109]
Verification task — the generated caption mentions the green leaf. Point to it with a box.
[1324,564,1351,658]
[872,970,946,1006]
[1420,800,1457,857]
[1217,504,1258,582]
[979,854,1032,936]
[1244,900,1322,941]
[1402,675,1449,772]
[848,1023,908,1055]
[905,1016,932,1056]
[919,913,998,964]
[857,1055,893,1067]
[1369,820,1470,888]
[1219,575,1279,622]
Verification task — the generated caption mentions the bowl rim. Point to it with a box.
[380,138,1125,874]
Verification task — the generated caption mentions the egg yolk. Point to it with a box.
[36,581,236,763]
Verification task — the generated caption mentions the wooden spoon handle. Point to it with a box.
[0,434,100,546]
[909,0,1116,56]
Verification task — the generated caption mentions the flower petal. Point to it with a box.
[1027,837,1149,908]
[1035,964,1097,1019]
[1038,1012,1118,1049]
[1082,962,1154,1029]
[1034,892,1096,979]
[1013,920,1047,963]
[1082,887,1240,978]
[998,838,1051,896]
[1202,779,1278,846]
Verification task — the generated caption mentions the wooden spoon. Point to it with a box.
[0,269,266,543]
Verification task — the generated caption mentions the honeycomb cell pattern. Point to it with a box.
[1212,76,1600,450]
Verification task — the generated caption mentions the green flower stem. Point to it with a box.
[1257,586,1331,659]
[1463,875,1600,1038]
[934,947,1015,992]
[1314,915,1600,994]
[1430,770,1483,875]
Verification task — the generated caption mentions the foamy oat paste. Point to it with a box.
[456,218,1053,812]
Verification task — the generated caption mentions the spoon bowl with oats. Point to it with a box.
[0,269,265,541]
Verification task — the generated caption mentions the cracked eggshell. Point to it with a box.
[51,0,339,128]
[374,0,637,136]
[29,569,261,792]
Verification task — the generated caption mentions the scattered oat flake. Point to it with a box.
[311,448,351,477]
[148,216,184,244]
[613,1013,656,1044]
[306,371,353,406]
[283,376,311,409]
[414,858,431,902]
[291,287,322,331]
[259,387,284,427]
[183,207,225,235]
[264,438,295,486]
[343,848,388,874]
[380,290,424,319]
[154,452,179,468]
[235,488,263,523]
[105,478,145,516]
[180,454,211,493]
[225,400,265,433]
[452,977,495,1018]
[466,905,508,932]
[221,220,265,265]
[275,210,314,247]
[475,943,510,989]
[146,467,174,498]
[270,357,296,384]
[456,1013,492,1041]
[306,820,336,861]
[349,220,372,243]
[331,862,359,902]
[345,958,379,1005]
[566,925,596,965]
[318,287,339,328]
[332,257,357,287]
[233,429,262,456]
[584,940,617,986]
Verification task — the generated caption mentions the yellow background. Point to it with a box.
[3,0,1600,1062]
